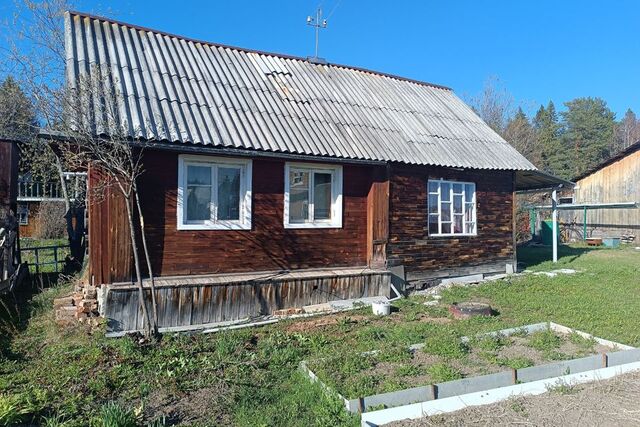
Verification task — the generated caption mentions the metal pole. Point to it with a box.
[583,206,587,241]
[552,189,558,263]
[315,8,321,58]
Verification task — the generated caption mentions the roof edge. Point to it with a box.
[573,140,640,182]
[66,10,452,92]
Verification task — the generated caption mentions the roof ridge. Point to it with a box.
[66,10,452,91]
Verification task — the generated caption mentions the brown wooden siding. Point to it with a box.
[0,140,18,215]
[105,269,390,333]
[87,166,133,285]
[573,149,640,240]
[387,164,515,282]
[91,150,373,284]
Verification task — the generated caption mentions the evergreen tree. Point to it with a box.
[533,101,566,177]
[561,97,615,178]
[0,76,55,181]
[504,107,539,166]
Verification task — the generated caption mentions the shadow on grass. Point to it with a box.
[0,273,65,360]
[517,244,599,269]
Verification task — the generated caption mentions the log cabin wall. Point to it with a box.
[96,149,374,281]
[387,164,515,284]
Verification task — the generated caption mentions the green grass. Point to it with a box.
[0,244,638,425]
[426,363,463,383]
[19,238,70,274]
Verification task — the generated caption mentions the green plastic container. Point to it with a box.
[541,220,560,246]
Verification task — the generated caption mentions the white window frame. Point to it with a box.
[427,179,477,237]
[284,162,343,229]
[17,204,29,225]
[177,154,252,230]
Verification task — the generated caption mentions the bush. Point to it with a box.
[35,201,67,239]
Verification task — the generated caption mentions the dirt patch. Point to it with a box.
[143,383,232,425]
[389,371,640,426]
[283,314,370,333]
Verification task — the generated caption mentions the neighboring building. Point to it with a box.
[64,12,566,333]
[17,172,86,238]
[571,141,640,241]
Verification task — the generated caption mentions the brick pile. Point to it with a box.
[54,282,101,327]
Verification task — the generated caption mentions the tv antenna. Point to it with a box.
[307,8,327,60]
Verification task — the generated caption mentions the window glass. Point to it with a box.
[427,180,476,236]
[289,170,310,223]
[186,165,211,221]
[465,184,474,202]
[441,182,451,202]
[428,214,439,234]
[218,167,241,220]
[428,194,438,214]
[454,215,463,233]
[453,195,463,214]
[313,172,332,220]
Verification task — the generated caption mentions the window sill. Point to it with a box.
[429,233,477,238]
[177,222,251,231]
[284,222,343,229]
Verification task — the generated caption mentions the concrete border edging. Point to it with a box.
[361,360,640,426]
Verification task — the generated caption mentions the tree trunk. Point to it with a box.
[134,182,158,336]
[122,193,152,338]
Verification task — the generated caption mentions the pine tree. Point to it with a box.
[533,101,566,177]
[562,97,615,178]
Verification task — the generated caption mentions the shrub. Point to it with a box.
[35,201,67,239]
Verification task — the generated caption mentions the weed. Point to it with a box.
[546,379,577,395]
[377,346,412,363]
[97,401,137,427]
[426,363,463,383]
[569,332,596,352]
[395,364,422,377]
[508,398,528,416]
[423,330,469,359]
[496,356,534,370]
[528,329,561,351]
[472,334,509,352]
[544,350,571,361]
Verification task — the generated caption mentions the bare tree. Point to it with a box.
[4,1,159,337]
[469,76,514,136]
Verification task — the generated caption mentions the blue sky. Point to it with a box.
[2,0,639,118]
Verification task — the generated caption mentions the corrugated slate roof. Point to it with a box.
[64,11,536,171]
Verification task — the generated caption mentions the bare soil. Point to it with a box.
[389,371,640,427]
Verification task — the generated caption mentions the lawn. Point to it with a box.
[0,244,638,426]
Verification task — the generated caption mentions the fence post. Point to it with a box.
[53,246,59,273]
[34,248,40,275]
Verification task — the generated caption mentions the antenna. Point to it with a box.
[306,8,327,60]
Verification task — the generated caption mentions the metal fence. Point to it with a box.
[19,244,70,274]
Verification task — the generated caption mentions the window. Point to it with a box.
[428,179,476,236]
[177,155,252,230]
[284,163,343,228]
[17,204,29,225]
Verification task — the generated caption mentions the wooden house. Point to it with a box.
[64,12,567,333]
[571,141,640,241]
